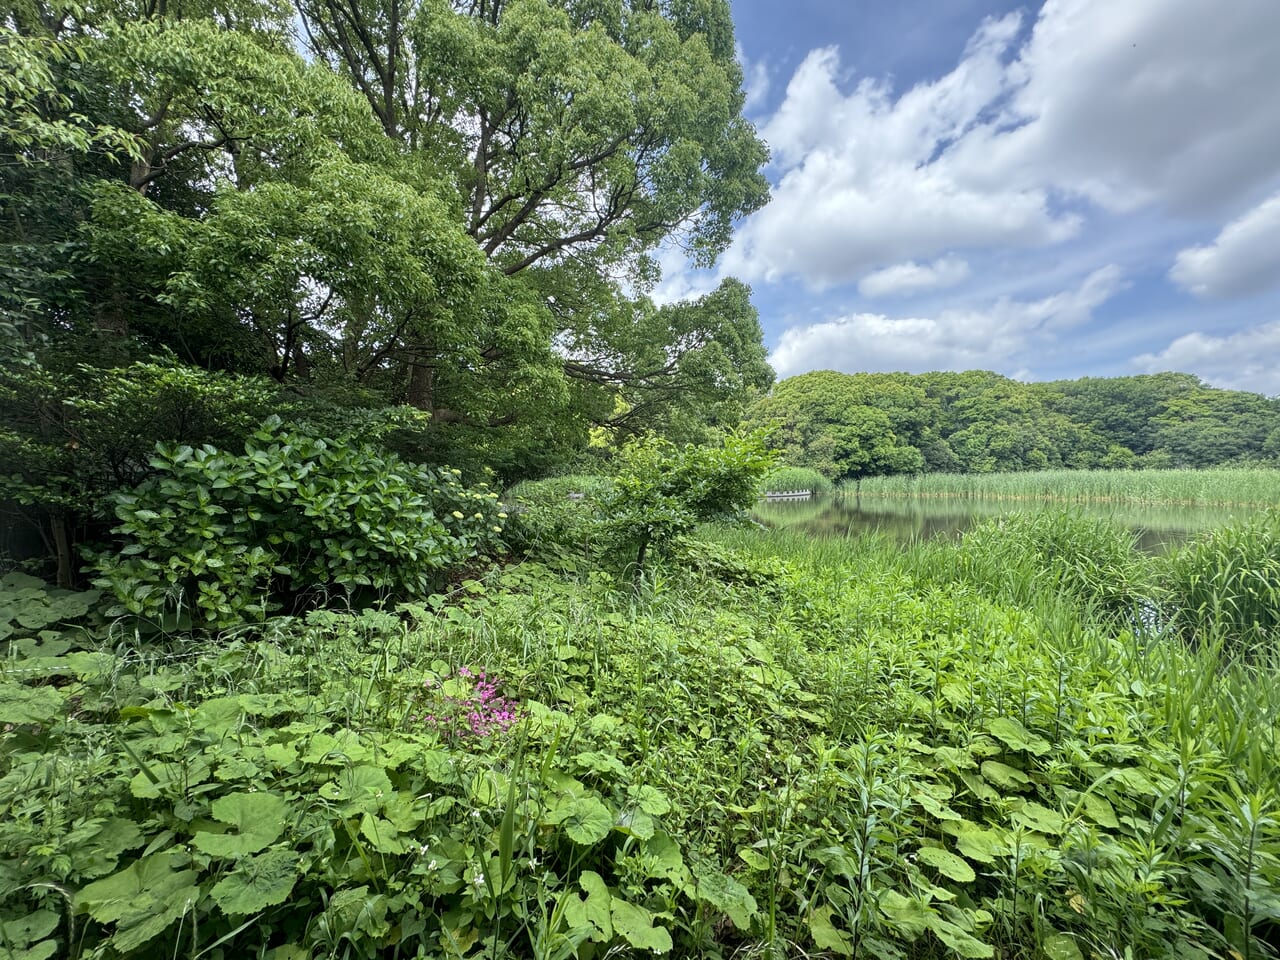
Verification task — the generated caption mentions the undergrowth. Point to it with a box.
[1,514,1278,959]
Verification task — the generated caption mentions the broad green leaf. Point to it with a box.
[192,791,287,857]
[980,760,1031,790]
[317,764,392,813]
[1079,792,1119,828]
[302,730,375,764]
[986,717,1050,756]
[641,832,687,882]
[629,785,672,815]
[578,871,613,939]
[75,850,199,952]
[549,796,613,845]
[210,847,300,915]
[572,751,627,778]
[808,904,853,955]
[610,898,672,954]
[928,918,994,958]
[1012,800,1065,835]
[78,818,145,878]
[918,846,976,883]
[915,791,964,821]
[617,807,655,839]
[878,889,930,938]
[360,813,408,854]
[2,909,59,949]
[1042,932,1085,960]
[947,824,1008,864]
[693,863,758,929]
[0,685,65,725]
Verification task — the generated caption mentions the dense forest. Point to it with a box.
[2,0,775,580]
[747,369,1280,484]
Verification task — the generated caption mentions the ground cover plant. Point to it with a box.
[3,507,1279,959]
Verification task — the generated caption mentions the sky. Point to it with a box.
[653,0,1280,396]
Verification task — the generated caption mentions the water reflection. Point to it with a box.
[752,494,1264,552]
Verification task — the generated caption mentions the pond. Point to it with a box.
[752,494,1267,552]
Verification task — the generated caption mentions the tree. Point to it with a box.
[293,0,771,419]
[746,371,925,486]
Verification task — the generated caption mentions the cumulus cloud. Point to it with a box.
[1169,194,1280,298]
[1134,323,1280,395]
[953,0,1280,215]
[729,0,1280,289]
[770,266,1125,378]
[858,256,971,297]
[726,18,1078,288]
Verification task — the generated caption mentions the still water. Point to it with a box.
[753,495,1266,552]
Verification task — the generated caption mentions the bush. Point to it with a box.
[600,430,776,581]
[760,465,832,495]
[1160,507,1280,653]
[93,418,505,626]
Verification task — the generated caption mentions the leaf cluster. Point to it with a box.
[91,417,506,625]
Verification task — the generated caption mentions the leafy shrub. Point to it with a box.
[1,353,281,583]
[1160,507,1280,653]
[93,417,505,625]
[600,430,776,580]
[760,464,832,495]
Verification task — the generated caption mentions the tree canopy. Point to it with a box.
[747,370,1280,481]
[1,0,773,576]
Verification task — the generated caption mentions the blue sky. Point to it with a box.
[655,0,1280,396]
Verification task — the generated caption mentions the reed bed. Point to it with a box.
[853,467,1280,506]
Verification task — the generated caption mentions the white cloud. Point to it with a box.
[770,265,1125,378]
[953,0,1280,215]
[648,242,720,306]
[727,18,1078,289]
[730,0,1280,289]
[858,256,971,297]
[735,42,771,116]
[1169,194,1280,298]
[1134,323,1280,395]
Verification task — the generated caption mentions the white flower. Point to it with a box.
[473,872,485,887]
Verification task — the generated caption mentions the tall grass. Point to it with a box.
[1160,507,1280,655]
[855,467,1280,506]
[760,465,833,495]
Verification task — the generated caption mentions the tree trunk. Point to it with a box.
[407,361,434,411]
[52,513,73,589]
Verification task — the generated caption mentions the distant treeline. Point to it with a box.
[745,370,1280,483]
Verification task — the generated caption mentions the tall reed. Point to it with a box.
[854,467,1280,506]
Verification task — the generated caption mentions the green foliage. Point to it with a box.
[760,464,833,495]
[0,353,280,582]
[1160,507,1280,653]
[958,511,1150,616]
[750,370,1280,481]
[858,466,1280,506]
[600,430,776,580]
[92,417,505,625]
[505,474,613,560]
[6,510,1280,958]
